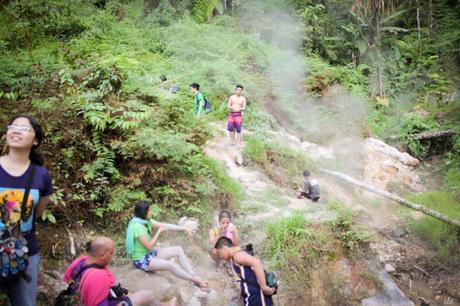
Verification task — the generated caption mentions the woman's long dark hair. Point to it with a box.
[134,201,151,220]
[8,114,44,166]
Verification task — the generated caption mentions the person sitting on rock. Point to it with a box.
[63,236,176,306]
[208,210,240,276]
[296,170,320,202]
[214,237,275,306]
[126,201,210,292]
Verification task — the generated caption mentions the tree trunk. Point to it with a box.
[416,0,422,53]
[428,0,433,39]
[370,3,385,97]
[220,0,233,14]
[320,169,460,228]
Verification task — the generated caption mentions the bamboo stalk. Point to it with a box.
[320,168,460,228]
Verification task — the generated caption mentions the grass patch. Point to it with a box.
[254,186,289,208]
[265,210,375,304]
[244,134,316,187]
[203,157,245,206]
[407,191,460,267]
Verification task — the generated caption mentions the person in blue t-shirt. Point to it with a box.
[0,114,53,306]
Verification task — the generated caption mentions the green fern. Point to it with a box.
[81,131,120,182]
[94,188,146,217]
[192,0,221,23]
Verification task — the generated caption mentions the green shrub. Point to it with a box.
[328,201,374,257]
[400,114,440,157]
[265,212,373,304]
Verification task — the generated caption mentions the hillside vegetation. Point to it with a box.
[1,0,459,304]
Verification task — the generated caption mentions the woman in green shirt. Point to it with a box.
[126,201,209,292]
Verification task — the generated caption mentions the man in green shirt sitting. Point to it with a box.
[190,82,205,118]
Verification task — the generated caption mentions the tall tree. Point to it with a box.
[352,0,399,97]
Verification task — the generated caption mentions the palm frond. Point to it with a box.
[192,0,220,23]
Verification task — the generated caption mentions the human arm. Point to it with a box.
[233,252,275,296]
[35,195,50,218]
[227,96,236,112]
[36,169,53,218]
[151,220,187,231]
[229,223,240,246]
[241,97,247,111]
[138,225,165,251]
[196,93,205,117]
[196,99,205,117]
[209,228,217,246]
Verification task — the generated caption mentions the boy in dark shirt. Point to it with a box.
[296,170,320,202]
[214,237,275,306]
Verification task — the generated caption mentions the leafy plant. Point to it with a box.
[400,114,440,157]
[94,188,146,218]
[192,0,221,23]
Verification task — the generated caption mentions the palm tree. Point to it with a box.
[351,0,402,97]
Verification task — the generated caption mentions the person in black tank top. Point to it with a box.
[214,237,275,306]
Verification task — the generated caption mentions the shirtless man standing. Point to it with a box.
[227,85,247,146]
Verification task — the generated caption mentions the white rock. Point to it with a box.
[384,263,396,273]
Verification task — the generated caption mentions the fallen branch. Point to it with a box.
[65,227,76,257]
[320,168,460,229]
[413,130,455,140]
[388,130,455,141]
[414,265,430,276]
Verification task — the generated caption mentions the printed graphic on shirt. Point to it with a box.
[0,188,38,232]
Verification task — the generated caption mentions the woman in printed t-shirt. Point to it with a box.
[0,115,53,306]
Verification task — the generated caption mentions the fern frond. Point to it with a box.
[192,0,220,23]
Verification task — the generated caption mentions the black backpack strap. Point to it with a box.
[72,263,104,281]
[20,163,36,221]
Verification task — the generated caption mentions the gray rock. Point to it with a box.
[362,270,414,306]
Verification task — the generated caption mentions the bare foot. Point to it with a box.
[192,276,210,293]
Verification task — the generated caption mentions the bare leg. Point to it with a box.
[153,247,209,292]
[148,257,194,280]
[236,132,242,146]
[229,131,235,145]
[126,290,161,306]
[157,246,195,275]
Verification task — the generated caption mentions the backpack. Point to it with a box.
[54,263,103,306]
[0,165,35,283]
[204,96,212,113]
